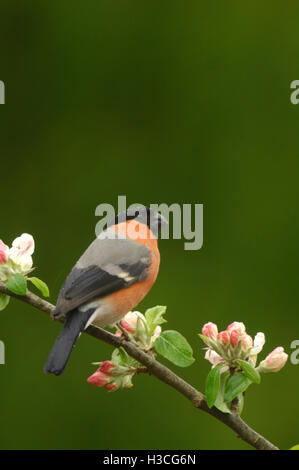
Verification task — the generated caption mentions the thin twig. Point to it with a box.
[0,282,279,450]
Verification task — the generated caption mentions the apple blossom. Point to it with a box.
[0,233,35,276]
[226,322,246,335]
[241,334,253,351]
[258,347,288,373]
[99,360,115,374]
[0,252,6,265]
[217,330,229,346]
[205,349,224,366]
[201,321,288,379]
[0,240,8,265]
[200,320,288,415]
[0,233,50,301]
[89,307,169,392]
[202,322,218,341]
[11,233,35,256]
[115,309,165,351]
[230,329,242,348]
[87,369,110,387]
[87,355,137,392]
[121,311,145,334]
[9,233,35,273]
[251,332,265,355]
[105,383,117,391]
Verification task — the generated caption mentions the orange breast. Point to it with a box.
[103,220,161,316]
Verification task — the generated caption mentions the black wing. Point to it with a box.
[53,238,151,317]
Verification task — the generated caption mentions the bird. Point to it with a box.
[44,205,167,375]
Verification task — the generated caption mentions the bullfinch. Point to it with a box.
[44,206,167,375]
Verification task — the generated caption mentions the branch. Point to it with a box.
[0,282,279,450]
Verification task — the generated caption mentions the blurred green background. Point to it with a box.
[0,1,298,450]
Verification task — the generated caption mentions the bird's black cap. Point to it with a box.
[108,205,167,236]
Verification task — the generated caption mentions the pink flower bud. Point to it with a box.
[226,322,246,334]
[202,322,218,340]
[229,328,242,348]
[105,383,117,391]
[241,334,253,351]
[99,360,114,375]
[0,250,7,265]
[87,369,110,387]
[0,240,8,265]
[217,331,229,346]
[259,347,288,373]
[121,311,145,333]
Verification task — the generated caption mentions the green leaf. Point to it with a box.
[111,348,123,366]
[205,364,222,408]
[118,347,130,365]
[198,334,223,356]
[154,330,195,367]
[0,293,10,311]
[290,444,299,450]
[237,359,261,384]
[7,273,27,295]
[198,333,212,345]
[117,347,137,367]
[27,277,50,297]
[214,371,231,413]
[224,372,252,403]
[145,305,167,335]
[111,348,139,368]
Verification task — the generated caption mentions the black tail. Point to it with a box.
[44,308,94,375]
